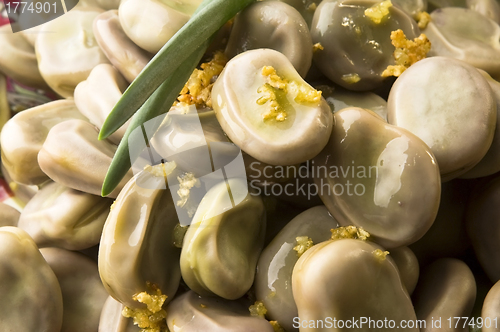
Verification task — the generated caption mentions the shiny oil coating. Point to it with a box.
[166,291,275,332]
[225,1,313,77]
[0,25,46,89]
[180,179,266,300]
[466,0,500,23]
[263,0,322,26]
[93,10,153,83]
[423,7,500,80]
[255,206,339,332]
[212,49,333,166]
[292,239,418,332]
[413,258,476,332]
[98,296,140,332]
[99,170,181,308]
[388,57,496,180]
[75,64,129,145]
[0,99,87,186]
[310,0,420,91]
[466,176,500,282]
[390,246,419,295]
[118,0,202,54]
[482,280,500,332]
[0,227,63,332]
[313,107,441,248]
[40,248,109,332]
[35,7,110,97]
[38,119,133,198]
[18,181,113,250]
[0,202,20,227]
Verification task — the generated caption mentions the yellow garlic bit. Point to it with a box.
[372,249,390,262]
[313,42,324,53]
[249,300,268,318]
[364,0,392,24]
[257,66,322,122]
[293,236,314,257]
[176,172,201,218]
[330,226,370,241]
[382,29,431,77]
[271,320,286,332]
[122,284,168,332]
[177,51,228,108]
[341,73,361,84]
[415,11,431,29]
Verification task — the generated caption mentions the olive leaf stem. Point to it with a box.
[98,0,255,140]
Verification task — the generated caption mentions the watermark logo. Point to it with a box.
[1,0,80,32]
[128,105,248,226]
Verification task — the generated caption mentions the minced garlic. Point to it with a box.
[271,320,286,332]
[330,226,370,241]
[176,172,201,218]
[249,301,268,318]
[381,29,431,77]
[415,11,431,29]
[372,249,390,262]
[257,66,322,122]
[122,284,168,332]
[143,162,177,179]
[313,42,324,53]
[293,236,314,257]
[364,0,392,24]
[341,73,361,84]
[176,51,227,108]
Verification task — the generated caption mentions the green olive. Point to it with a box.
[166,291,275,331]
[38,119,133,198]
[180,179,266,300]
[17,181,112,250]
[225,1,313,77]
[99,170,181,308]
[0,227,63,331]
[313,107,441,248]
[292,239,418,331]
[255,206,338,331]
[388,57,497,180]
[40,248,109,332]
[0,99,87,186]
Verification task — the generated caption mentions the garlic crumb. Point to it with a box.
[313,42,324,53]
[249,301,267,318]
[381,29,431,77]
[415,11,431,29]
[293,236,314,257]
[271,320,286,332]
[122,284,168,332]
[372,249,390,262]
[364,0,392,24]
[330,226,370,241]
[341,73,361,84]
[176,172,201,217]
[200,304,207,308]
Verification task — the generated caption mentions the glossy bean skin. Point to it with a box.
[0,227,63,332]
[313,107,441,248]
[292,239,418,332]
[482,280,500,332]
[18,181,113,250]
[0,202,20,227]
[166,291,275,332]
[255,206,339,331]
[98,296,140,332]
[99,170,181,308]
[413,258,476,332]
[390,246,419,295]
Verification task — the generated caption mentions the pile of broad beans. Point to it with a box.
[1,0,500,331]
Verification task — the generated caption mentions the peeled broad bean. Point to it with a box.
[0,25,46,89]
[98,296,140,332]
[482,280,500,332]
[18,181,113,250]
[392,0,427,17]
[467,0,500,23]
[166,291,275,331]
[225,1,313,77]
[0,227,63,331]
[180,179,266,300]
[40,248,109,332]
[390,246,419,295]
[212,49,333,166]
[423,8,500,79]
[292,238,418,331]
[313,107,441,248]
[0,99,87,186]
[310,0,420,91]
[35,7,110,97]
[263,0,322,26]
[99,169,181,308]
[96,0,121,10]
[255,206,339,331]
[388,57,496,180]
[38,119,133,198]
[412,258,476,332]
[0,202,20,227]
[93,10,153,83]
[118,0,202,54]
[75,64,129,145]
